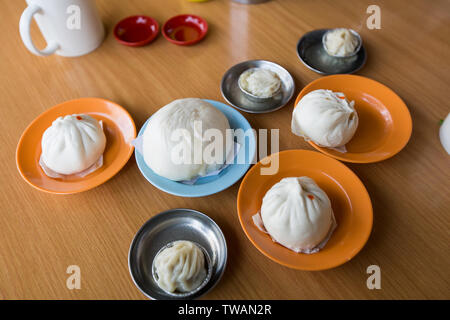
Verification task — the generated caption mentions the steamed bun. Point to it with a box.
[324,28,359,57]
[260,177,335,253]
[153,241,207,293]
[143,98,231,181]
[41,114,106,175]
[291,89,358,148]
[239,68,281,98]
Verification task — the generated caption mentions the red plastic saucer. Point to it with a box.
[114,15,159,47]
[162,14,208,46]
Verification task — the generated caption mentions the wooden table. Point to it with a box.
[1,0,449,300]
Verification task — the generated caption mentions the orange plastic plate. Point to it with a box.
[16,98,136,194]
[237,150,373,270]
[294,75,412,163]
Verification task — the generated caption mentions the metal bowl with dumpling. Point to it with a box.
[128,208,227,300]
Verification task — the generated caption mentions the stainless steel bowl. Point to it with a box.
[128,208,227,300]
[221,60,295,113]
[296,29,367,75]
[322,28,362,58]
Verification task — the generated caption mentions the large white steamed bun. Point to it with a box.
[41,114,106,175]
[291,89,359,148]
[260,177,335,253]
[143,98,231,181]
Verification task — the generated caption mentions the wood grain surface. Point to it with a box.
[1,0,449,300]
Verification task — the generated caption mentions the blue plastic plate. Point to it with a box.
[135,99,256,197]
